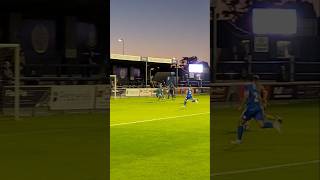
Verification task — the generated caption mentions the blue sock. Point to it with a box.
[262,121,273,128]
[237,126,244,140]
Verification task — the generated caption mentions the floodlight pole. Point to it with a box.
[122,39,125,55]
[118,38,125,55]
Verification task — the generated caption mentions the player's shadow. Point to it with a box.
[224,130,255,135]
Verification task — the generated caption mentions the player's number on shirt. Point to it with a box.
[254,92,259,102]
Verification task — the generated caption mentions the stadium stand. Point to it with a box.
[0,0,108,117]
[110,54,210,88]
[212,0,320,82]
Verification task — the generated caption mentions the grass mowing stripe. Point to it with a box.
[110,112,209,127]
[211,160,320,176]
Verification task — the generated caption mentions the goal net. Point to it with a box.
[0,44,51,118]
[0,44,20,120]
[0,44,110,118]
[110,75,117,98]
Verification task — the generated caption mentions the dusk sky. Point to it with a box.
[110,0,210,63]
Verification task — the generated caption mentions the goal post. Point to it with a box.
[0,44,20,120]
[110,75,117,98]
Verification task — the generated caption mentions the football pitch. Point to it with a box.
[212,100,320,180]
[110,95,210,180]
[0,112,108,180]
[0,96,318,180]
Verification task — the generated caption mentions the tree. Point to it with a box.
[216,0,252,21]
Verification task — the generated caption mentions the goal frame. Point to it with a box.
[110,75,117,98]
[0,44,20,120]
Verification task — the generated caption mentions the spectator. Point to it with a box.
[1,61,13,85]
[20,50,26,77]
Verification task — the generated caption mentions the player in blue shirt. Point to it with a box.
[184,86,198,107]
[232,75,282,144]
[245,84,282,130]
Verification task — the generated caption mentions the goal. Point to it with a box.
[0,44,20,120]
[110,75,117,98]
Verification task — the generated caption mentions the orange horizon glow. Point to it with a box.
[110,0,210,63]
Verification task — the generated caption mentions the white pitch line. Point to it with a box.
[211,160,320,176]
[110,112,209,127]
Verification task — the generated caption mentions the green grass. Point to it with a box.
[110,96,210,180]
[0,96,318,180]
[211,101,320,180]
[0,113,108,180]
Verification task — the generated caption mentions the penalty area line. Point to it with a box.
[110,112,209,127]
[211,160,320,176]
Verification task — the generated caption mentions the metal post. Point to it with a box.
[212,0,217,82]
[149,68,154,83]
[145,59,148,87]
[176,61,178,86]
[290,56,295,82]
[149,68,152,82]
[118,38,125,55]
[122,39,125,55]
[110,75,117,98]
[248,55,252,75]
[14,45,20,120]
[114,75,117,98]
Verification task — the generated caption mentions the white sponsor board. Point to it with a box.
[125,88,156,97]
[50,85,95,110]
[126,89,140,97]
[139,88,153,97]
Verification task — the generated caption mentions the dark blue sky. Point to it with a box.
[110,0,210,62]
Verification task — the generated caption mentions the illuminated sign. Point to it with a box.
[189,64,203,73]
[253,9,297,35]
